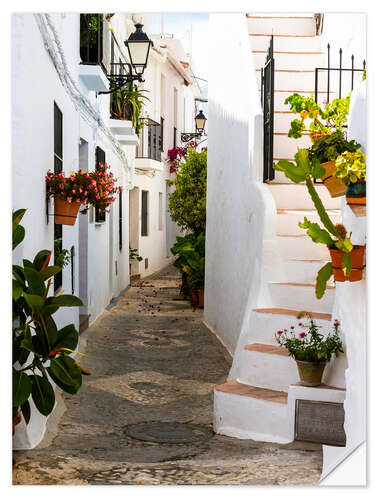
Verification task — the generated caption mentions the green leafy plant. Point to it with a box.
[171,233,205,297]
[275,314,343,363]
[110,81,150,134]
[275,149,355,298]
[284,93,351,140]
[167,149,207,236]
[13,209,89,425]
[54,239,71,269]
[308,130,361,164]
[129,245,143,262]
[334,150,366,186]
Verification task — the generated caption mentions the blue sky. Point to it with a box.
[147,13,209,82]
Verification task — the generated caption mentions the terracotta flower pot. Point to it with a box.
[54,198,81,226]
[197,289,204,308]
[296,360,326,387]
[190,291,198,307]
[346,182,366,206]
[329,245,365,282]
[321,161,347,198]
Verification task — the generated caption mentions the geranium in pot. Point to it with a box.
[334,150,366,207]
[12,209,89,433]
[275,315,344,387]
[308,131,361,197]
[275,149,365,297]
[46,163,121,225]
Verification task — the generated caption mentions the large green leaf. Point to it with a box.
[30,375,55,416]
[23,292,45,311]
[298,217,334,246]
[274,160,307,183]
[311,160,326,180]
[20,400,31,425]
[47,357,82,395]
[24,267,45,296]
[40,266,61,281]
[13,369,32,407]
[13,225,25,250]
[316,262,333,299]
[12,265,25,285]
[294,149,312,176]
[39,314,58,352]
[12,280,23,301]
[33,250,52,271]
[12,208,26,233]
[52,324,79,351]
[45,295,83,308]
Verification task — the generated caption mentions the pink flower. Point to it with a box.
[277,330,283,335]
[67,197,72,203]
[299,332,307,338]
[290,326,294,329]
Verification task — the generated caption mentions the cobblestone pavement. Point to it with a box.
[13,265,322,485]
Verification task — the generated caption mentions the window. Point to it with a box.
[141,190,149,236]
[54,103,63,293]
[160,117,164,152]
[119,189,123,250]
[158,192,163,231]
[95,146,106,223]
[173,127,177,148]
[173,87,178,147]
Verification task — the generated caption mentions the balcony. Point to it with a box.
[78,14,109,92]
[135,119,163,168]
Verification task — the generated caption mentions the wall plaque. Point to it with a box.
[294,399,346,446]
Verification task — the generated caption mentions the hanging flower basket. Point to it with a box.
[54,198,81,226]
[329,245,365,282]
[321,161,347,198]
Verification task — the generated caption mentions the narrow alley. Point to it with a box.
[13,265,322,486]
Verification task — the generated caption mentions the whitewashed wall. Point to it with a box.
[205,13,277,355]
[12,13,133,449]
[321,80,367,482]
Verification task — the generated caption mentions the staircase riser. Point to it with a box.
[274,113,315,134]
[214,389,293,443]
[269,185,342,210]
[256,71,328,91]
[282,260,330,283]
[268,284,334,313]
[253,52,325,71]
[250,35,322,52]
[238,351,300,391]
[271,91,337,112]
[247,17,316,36]
[277,213,341,235]
[273,133,311,159]
[277,236,331,260]
[247,311,332,345]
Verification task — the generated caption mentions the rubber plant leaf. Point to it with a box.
[47,356,82,395]
[13,369,32,407]
[30,375,55,416]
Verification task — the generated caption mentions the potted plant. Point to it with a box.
[12,209,90,433]
[284,93,350,142]
[110,81,150,134]
[334,150,366,206]
[46,163,121,225]
[129,245,142,279]
[275,314,344,387]
[308,131,361,197]
[275,149,365,298]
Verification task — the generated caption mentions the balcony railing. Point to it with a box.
[80,14,103,65]
[137,119,162,162]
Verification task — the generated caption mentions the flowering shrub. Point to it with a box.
[46,163,121,214]
[334,150,366,186]
[167,141,197,174]
[275,314,344,363]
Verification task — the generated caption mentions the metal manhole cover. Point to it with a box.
[125,422,214,444]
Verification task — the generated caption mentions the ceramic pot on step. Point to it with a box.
[296,360,326,387]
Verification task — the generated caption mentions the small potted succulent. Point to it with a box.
[46,163,121,226]
[334,150,366,206]
[275,314,344,387]
[308,131,361,198]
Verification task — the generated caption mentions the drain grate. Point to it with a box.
[125,422,214,444]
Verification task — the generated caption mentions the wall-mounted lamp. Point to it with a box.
[181,110,207,142]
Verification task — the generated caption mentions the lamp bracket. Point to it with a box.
[181,132,205,143]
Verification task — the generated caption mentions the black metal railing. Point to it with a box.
[137,119,162,162]
[261,35,275,183]
[314,44,366,106]
[80,14,104,67]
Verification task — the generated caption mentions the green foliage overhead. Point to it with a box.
[12,209,88,425]
[167,149,207,235]
[308,130,361,163]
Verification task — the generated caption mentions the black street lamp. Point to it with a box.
[181,110,207,143]
[99,22,153,95]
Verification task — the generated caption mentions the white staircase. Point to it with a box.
[214,14,345,444]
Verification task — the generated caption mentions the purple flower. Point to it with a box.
[299,332,307,338]
[290,326,294,329]
[277,330,283,335]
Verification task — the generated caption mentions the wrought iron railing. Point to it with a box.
[80,14,104,66]
[137,119,162,162]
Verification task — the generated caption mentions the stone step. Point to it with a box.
[249,34,323,53]
[238,343,299,391]
[268,282,335,313]
[282,259,332,284]
[269,184,341,210]
[252,51,325,72]
[247,15,317,36]
[255,70,328,91]
[276,209,342,235]
[214,379,292,443]
[276,235,331,261]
